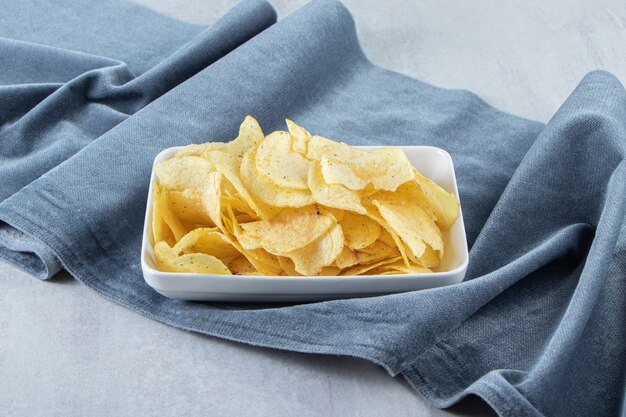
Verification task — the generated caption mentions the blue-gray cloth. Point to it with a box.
[1,1,624,415]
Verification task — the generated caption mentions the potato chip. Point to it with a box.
[151,116,460,277]
[244,248,283,275]
[170,254,232,274]
[307,161,366,215]
[228,256,258,276]
[341,256,402,276]
[168,188,214,226]
[240,147,314,208]
[306,135,361,161]
[373,180,436,221]
[172,228,240,262]
[154,182,187,241]
[222,203,283,275]
[372,198,443,260]
[154,156,213,191]
[334,247,359,269]
[377,228,396,248]
[154,241,231,275]
[363,205,410,267]
[256,130,309,189]
[369,259,432,275]
[413,169,460,229]
[154,240,179,271]
[355,240,399,264]
[287,224,344,275]
[227,230,282,275]
[406,243,440,268]
[202,171,224,232]
[340,212,381,250]
[175,115,264,160]
[286,119,311,154]
[319,266,341,276]
[171,227,215,252]
[206,150,277,219]
[175,143,219,158]
[208,115,265,161]
[277,256,341,276]
[323,207,345,222]
[151,182,171,244]
[277,257,300,276]
[239,206,334,254]
[318,147,413,191]
[219,176,257,219]
[368,182,443,269]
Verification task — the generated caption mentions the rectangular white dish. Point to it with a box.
[141,145,468,302]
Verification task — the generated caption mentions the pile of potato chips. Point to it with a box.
[151,116,460,276]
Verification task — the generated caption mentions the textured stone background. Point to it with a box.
[2,0,624,415]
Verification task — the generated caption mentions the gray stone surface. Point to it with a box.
[1,0,624,415]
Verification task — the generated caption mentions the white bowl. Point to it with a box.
[141,146,468,302]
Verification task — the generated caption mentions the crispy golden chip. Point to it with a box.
[171,227,215,252]
[206,150,277,219]
[222,203,283,275]
[318,146,413,191]
[286,119,311,154]
[355,240,399,264]
[414,169,460,229]
[154,156,213,191]
[334,247,359,269]
[323,207,345,222]
[222,195,256,218]
[287,224,344,275]
[256,131,309,189]
[308,161,366,214]
[170,254,232,274]
[152,116,460,276]
[340,212,381,250]
[168,188,214,226]
[174,115,263,160]
[364,206,410,267]
[369,182,442,269]
[174,116,263,159]
[306,135,361,161]
[202,171,224,232]
[244,249,283,275]
[154,241,231,275]
[277,257,300,276]
[151,182,171,244]
[228,256,258,275]
[377,228,396,248]
[374,181,437,221]
[372,197,443,260]
[207,115,265,161]
[172,228,240,262]
[240,147,314,209]
[369,259,432,275]
[175,143,217,158]
[154,182,187,241]
[341,256,403,276]
[239,206,334,254]
[406,243,441,268]
[319,266,341,276]
[154,240,178,271]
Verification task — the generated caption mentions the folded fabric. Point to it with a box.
[1,1,624,416]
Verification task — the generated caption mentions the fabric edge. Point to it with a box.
[0,206,398,373]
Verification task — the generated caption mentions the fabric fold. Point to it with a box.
[1,0,625,416]
[403,71,626,417]
[0,0,276,202]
